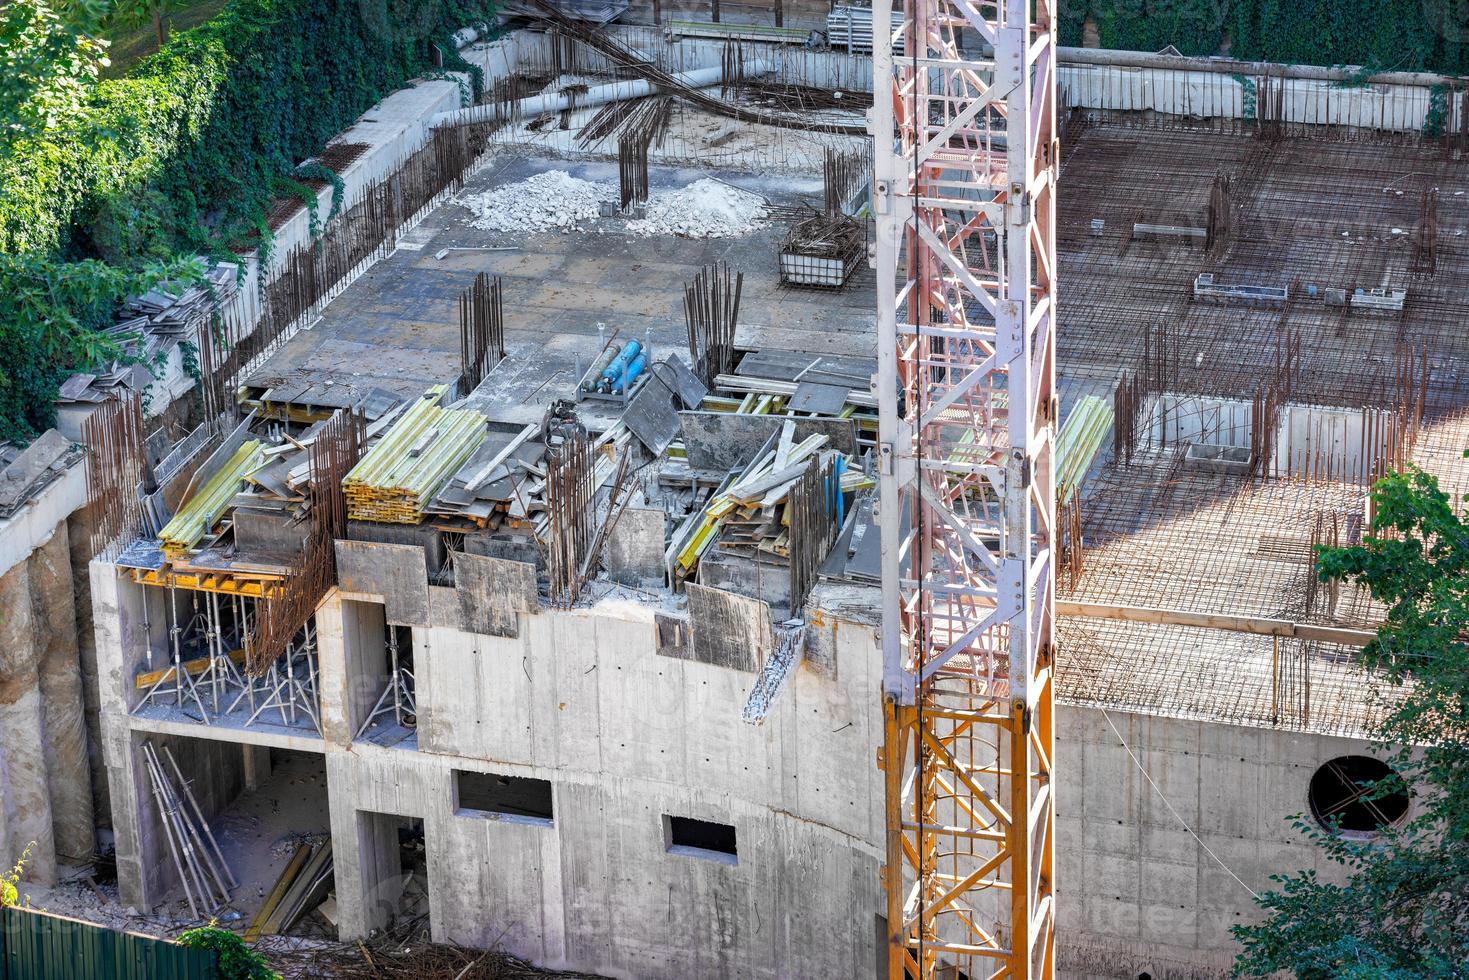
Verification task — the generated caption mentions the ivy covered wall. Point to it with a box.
[0,0,492,441]
[1060,0,1469,76]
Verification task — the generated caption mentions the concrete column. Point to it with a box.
[0,559,57,884]
[243,744,272,791]
[314,595,353,747]
[326,753,402,939]
[33,523,95,861]
[92,562,153,909]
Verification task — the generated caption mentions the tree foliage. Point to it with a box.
[1062,0,1469,74]
[1233,462,1469,977]
[176,924,280,980]
[0,254,204,440]
[0,0,111,153]
[0,0,492,442]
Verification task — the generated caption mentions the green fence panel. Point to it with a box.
[1,906,216,980]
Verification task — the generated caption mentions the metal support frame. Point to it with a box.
[133,586,323,736]
[870,0,1058,975]
[355,624,418,738]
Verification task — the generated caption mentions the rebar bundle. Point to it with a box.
[1410,188,1439,279]
[250,409,363,674]
[83,390,147,559]
[684,262,742,387]
[1112,371,1145,464]
[822,147,865,215]
[1140,319,1180,394]
[1249,383,1281,480]
[617,132,649,210]
[459,272,505,396]
[1305,510,1345,620]
[1256,72,1286,142]
[544,427,594,607]
[719,40,745,100]
[1273,327,1301,403]
[1205,172,1232,253]
[1058,493,1086,591]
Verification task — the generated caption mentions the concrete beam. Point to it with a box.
[1056,600,1376,647]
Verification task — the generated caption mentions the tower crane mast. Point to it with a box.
[868,0,1059,975]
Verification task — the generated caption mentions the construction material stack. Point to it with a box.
[343,385,487,524]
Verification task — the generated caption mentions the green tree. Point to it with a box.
[176,924,280,980]
[1234,461,1469,977]
[106,0,187,54]
[0,0,110,150]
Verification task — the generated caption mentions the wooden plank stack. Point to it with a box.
[343,386,486,525]
[674,421,873,574]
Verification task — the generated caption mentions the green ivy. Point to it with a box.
[1232,72,1257,120]
[0,253,205,440]
[1062,1,1469,75]
[1425,82,1450,136]
[0,0,495,441]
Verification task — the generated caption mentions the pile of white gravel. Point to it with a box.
[461,170,607,233]
[626,178,767,238]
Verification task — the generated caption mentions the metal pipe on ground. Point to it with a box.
[1058,46,1452,88]
[430,59,776,130]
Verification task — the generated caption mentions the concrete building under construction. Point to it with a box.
[2,5,1468,979]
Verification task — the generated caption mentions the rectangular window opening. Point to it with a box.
[453,769,553,826]
[664,814,737,864]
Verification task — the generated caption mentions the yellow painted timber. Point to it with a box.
[135,649,247,689]
[245,843,312,943]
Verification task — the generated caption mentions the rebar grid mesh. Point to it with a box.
[1055,122,1469,734]
[1059,130,1469,416]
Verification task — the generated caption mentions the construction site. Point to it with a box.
[2,0,1468,977]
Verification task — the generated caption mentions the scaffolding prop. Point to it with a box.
[356,624,418,737]
[141,740,236,917]
[131,586,326,735]
[871,0,1059,975]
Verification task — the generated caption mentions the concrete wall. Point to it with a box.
[1059,63,1441,132]
[336,588,887,978]
[1054,704,1394,978]
[90,546,1404,978]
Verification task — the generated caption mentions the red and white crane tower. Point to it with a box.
[869,0,1059,975]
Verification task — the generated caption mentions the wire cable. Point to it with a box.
[1100,708,1260,899]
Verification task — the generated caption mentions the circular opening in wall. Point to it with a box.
[1308,755,1409,836]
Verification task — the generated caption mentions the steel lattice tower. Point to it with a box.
[869,0,1058,975]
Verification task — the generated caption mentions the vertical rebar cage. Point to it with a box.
[871,0,1059,976]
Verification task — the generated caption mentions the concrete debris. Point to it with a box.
[461,172,766,239]
[462,170,607,233]
[741,621,804,725]
[627,178,766,238]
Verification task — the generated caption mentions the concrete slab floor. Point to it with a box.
[247,154,878,428]
[204,749,331,933]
